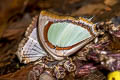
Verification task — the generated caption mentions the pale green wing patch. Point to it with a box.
[47,22,91,47]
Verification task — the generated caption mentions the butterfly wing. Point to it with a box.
[16,16,47,64]
[38,11,96,60]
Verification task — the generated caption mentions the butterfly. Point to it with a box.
[16,11,97,63]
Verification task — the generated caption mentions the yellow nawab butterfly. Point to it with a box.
[16,11,97,63]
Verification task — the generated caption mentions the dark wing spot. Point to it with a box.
[112,77,115,80]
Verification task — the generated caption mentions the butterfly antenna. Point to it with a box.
[88,16,94,21]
